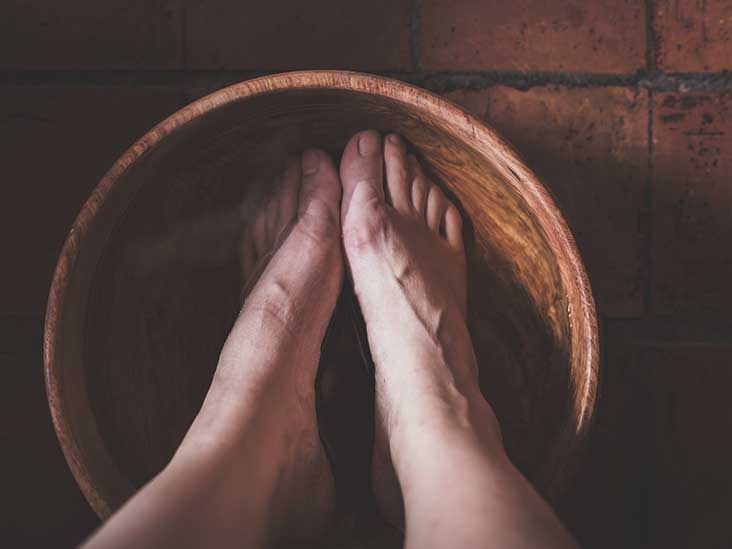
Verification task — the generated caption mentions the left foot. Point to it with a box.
[177,149,343,546]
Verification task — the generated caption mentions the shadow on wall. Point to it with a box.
[448,87,732,549]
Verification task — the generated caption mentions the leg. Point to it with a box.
[85,150,343,549]
[340,131,578,549]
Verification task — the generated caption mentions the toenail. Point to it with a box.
[388,134,401,145]
[358,131,380,156]
[302,150,320,175]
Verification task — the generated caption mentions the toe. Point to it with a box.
[426,184,449,234]
[273,159,301,246]
[298,149,341,240]
[239,227,257,277]
[252,208,269,257]
[264,192,281,249]
[384,133,411,213]
[444,204,464,251]
[409,156,429,219]
[339,130,384,223]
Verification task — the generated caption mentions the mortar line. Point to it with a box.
[178,0,190,110]
[3,69,732,92]
[645,0,657,73]
[642,0,656,318]
[603,316,732,348]
[0,70,732,92]
[409,0,423,71]
[642,88,655,314]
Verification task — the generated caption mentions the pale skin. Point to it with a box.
[84,131,579,549]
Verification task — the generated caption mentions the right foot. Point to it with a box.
[339,131,502,527]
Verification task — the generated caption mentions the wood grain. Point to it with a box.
[44,71,599,533]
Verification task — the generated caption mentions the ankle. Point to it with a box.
[388,385,505,476]
[187,369,313,453]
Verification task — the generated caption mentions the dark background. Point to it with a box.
[2,1,731,547]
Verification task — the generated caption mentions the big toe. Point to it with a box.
[297,149,342,241]
[339,130,384,224]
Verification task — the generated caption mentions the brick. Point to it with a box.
[0,1,183,70]
[560,336,659,549]
[652,93,732,315]
[0,351,98,545]
[186,0,412,71]
[447,86,648,317]
[421,0,646,73]
[644,345,732,548]
[562,340,732,548]
[0,86,182,315]
[655,0,732,72]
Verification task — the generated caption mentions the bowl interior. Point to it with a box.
[48,80,593,525]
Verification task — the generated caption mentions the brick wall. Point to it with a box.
[2,2,731,547]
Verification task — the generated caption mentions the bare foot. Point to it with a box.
[339,131,499,528]
[182,149,342,546]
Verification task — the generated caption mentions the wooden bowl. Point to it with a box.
[45,71,599,525]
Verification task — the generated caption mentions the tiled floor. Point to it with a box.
[1,1,731,547]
